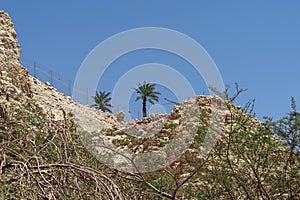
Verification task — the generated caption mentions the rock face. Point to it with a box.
[0,11,115,131]
[0,11,32,99]
[0,11,21,61]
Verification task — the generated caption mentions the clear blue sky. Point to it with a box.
[1,1,300,120]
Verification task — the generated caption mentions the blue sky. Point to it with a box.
[1,1,300,120]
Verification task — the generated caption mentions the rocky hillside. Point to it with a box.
[0,11,126,199]
[0,11,299,199]
[0,11,31,105]
[0,10,117,130]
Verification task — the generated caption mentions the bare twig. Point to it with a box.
[0,154,6,179]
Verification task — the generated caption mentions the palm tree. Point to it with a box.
[134,81,161,118]
[92,91,112,113]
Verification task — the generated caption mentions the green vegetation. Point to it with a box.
[134,81,161,118]
[264,97,300,156]
[92,91,112,113]
[1,84,299,199]
[0,99,123,199]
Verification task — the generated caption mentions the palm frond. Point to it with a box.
[92,90,112,113]
[133,81,161,117]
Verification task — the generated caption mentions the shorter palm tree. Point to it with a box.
[92,91,112,113]
[134,81,160,118]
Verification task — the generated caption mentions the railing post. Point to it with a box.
[34,62,37,78]
[68,80,71,96]
[50,70,53,85]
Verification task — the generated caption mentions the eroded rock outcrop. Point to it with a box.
[0,11,31,99]
[0,11,115,131]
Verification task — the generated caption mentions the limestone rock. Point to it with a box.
[168,105,180,120]
[115,111,125,122]
[0,11,32,98]
[0,10,115,133]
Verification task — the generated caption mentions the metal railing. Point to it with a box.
[20,58,90,104]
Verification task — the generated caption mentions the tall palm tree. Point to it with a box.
[92,91,112,113]
[134,81,160,118]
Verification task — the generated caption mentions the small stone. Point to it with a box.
[115,111,125,122]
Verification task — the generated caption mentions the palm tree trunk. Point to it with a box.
[142,97,147,118]
[100,105,105,112]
